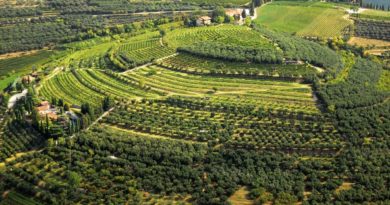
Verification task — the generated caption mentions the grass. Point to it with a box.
[0,50,53,90]
[255,1,352,37]
[101,124,206,145]
[0,50,53,76]
[0,73,19,91]
[378,70,390,91]
[359,9,390,21]
[335,182,354,194]
[348,37,390,48]
[228,187,254,205]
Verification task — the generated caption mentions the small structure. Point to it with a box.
[196,16,212,26]
[22,75,36,84]
[225,9,243,21]
[36,101,58,120]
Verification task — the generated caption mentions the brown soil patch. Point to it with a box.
[228,187,254,205]
[348,37,390,48]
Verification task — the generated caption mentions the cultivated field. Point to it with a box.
[359,8,390,21]
[0,50,53,90]
[255,1,352,37]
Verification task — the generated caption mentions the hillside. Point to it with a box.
[0,0,389,205]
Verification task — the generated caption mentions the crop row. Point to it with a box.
[158,53,317,79]
[125,65,316,104]
[39,69,159,106]
[102,99,341,151]
[163,25,266,49]
[0,122,45,161]
[354,19,390,41]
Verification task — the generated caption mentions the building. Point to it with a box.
[225,9,243,21]
[196,16,212,26]
[36,101,58,120]
[22,75,36,84]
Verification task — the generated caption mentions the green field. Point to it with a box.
[359,9,390,21]
[255,1,352,37]
[0,51,53,90]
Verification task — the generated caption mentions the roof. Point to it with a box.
[36,104,50,112]
[46,112,58,120]
[225,9,242,16]
[198,16,211,20]
[40,101,50,106]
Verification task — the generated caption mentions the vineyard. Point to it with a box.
[163,25,272,49]
[0,51,53,90]
[125,65,317,100]
[354,19,390,41]
[1,1,389,204]
[102,97,341,153]
[158,53,318,79]
[39,69,160,106]
[112,38,175,69]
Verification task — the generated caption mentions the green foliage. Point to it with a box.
[178,41,283,64]
[318,58,389,138]
[354,19,390,41]
[255,26,343,72]
[158,53,317,79]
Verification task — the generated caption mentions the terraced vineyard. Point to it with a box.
[163,25,272,49]
[102,96,341,154]
[39,69,160,106]
[2,1,390,205]
[125,65,316,98]
[354,19,390,41]
[158,53,317,79]
[114,38,175,68]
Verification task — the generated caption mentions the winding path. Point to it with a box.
[7,89,28,109]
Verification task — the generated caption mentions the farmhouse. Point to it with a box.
[22,75,36,84]
[36,101,58,120]
[196,16,212,26]
[225,9,243,21]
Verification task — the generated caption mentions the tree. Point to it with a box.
[245,17,252,26]
[51,97,57,106]
[274,192,298,205]
[68,171,82,188]
[102,96,112,112]
[242,9,247,19]
[64,103,70,112]
[159,29,166,37]
[216,16,225,24]
[212,6,226,22]
[250,3,255,16]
